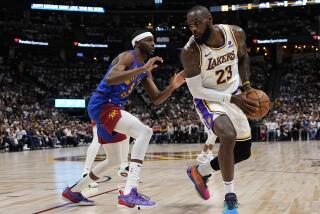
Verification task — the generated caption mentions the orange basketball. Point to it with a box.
[245,89,270,120]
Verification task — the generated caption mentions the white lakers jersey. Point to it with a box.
[194,24,240,94]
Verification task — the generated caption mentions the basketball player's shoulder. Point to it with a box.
[112,50,134,66]
[228,25,246,40]
[120,50,134,60]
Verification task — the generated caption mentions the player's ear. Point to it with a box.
[135,41,141,48]
[208,14,213,23]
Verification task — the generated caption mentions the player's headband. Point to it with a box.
[131,32,153,47]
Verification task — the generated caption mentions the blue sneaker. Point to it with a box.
[62,187,95,206]
[223,193,239,214]
[118,188,156,210]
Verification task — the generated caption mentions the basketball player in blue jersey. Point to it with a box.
[81,121,130,190]
[62,30,185,208]
[181,6,259,214]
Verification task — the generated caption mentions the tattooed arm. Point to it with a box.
[106,51,145,85]
[230,25,252,92]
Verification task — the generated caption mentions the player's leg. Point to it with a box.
[191,115,240,213]
[212,116,239,214]
[117,137,130,177]
[62,141,122,205]
[194,103,251,214]
[82,124,100,188]
[114,110,156,209]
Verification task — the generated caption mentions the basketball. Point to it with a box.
[245,89,270,120]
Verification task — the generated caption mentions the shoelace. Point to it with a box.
[226,199,239,210]
[133,191,150,202]
[124,190,151,205]
[203,174,212,187]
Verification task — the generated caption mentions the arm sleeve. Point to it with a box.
[185,74,232,103]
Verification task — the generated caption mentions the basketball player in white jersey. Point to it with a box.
[181,6,259,214]
[82,122,129,188]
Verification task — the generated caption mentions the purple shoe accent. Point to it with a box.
[118,188,156,209]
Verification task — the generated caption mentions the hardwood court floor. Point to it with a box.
[0,141,319,214]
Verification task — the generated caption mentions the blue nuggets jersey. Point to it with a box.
[88,50,147,110]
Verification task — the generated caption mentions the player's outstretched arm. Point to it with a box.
[231,25,252,92]
[106,52,163,85]
[141,69,185,106]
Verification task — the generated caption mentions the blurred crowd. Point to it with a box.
[1,4,320,152]
[1,53,320,152]
[262,56,320,141]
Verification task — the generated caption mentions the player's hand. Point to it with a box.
[230,93,259,116]
[143,56,163,72]
[170,70,186,89]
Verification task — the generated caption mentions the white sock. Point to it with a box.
[197,162,213,177]
[224,180,234,194]
[120,139,129,169]
[124,162,142,195]
[82,127,100,176]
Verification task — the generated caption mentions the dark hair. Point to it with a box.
[187,5,210,15]
[131,29,150,40]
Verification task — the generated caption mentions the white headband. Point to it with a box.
[131,32,153,47]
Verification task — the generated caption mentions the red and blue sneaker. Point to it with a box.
[62,187,95,206]
[118,188,156,210]
[187,165,211,200]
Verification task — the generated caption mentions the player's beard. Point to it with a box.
[140,45,154,57]
[195,23,212,45]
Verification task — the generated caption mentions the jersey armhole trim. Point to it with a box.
[228,25,238,50]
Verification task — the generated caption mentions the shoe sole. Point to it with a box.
[187,167,209,200]
[222,209,239,214]
[117,203,157,210]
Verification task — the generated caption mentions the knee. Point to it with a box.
[219,129,236,143]
[140,125,153,138]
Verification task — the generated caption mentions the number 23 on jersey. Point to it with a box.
[215,65,232,85]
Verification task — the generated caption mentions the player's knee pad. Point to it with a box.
[130,125,153,160]
[234,139,252,163]
[209,139,251,171]
[139,125,153,138]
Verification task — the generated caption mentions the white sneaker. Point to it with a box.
[196,152,210,164]
[117,166,129,178]
[88,181,98,188]
[82,173,99,188]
